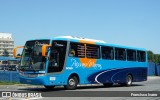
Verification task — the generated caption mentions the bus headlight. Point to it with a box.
[38,74,45,77]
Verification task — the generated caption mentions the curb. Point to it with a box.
[147,76,160,80]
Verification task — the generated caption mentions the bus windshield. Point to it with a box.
[20,40,50,71]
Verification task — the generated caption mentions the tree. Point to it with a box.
[154,54,159,63]
[148,50,154,62]
[147,50,160,63]
[3,49,9,57]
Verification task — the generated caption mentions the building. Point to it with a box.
[0,33,14,57]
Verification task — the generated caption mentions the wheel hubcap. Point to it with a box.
[127,76,132,85]
[69,79,75,86]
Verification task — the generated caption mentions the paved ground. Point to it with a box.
[0,76,160,100]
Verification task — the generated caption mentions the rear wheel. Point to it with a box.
[64,76,78,90]
[121,74,133,86]
[44,86,55,90]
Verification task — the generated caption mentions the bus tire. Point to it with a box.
[121,74,133,87]
[64,76,78,90]
[44,86,55,90]
[103,83,113,87]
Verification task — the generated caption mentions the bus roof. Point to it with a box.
[26,36,146,51]
[54,36,106,43]
[53,36,146,51]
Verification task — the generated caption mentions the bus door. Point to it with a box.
[48,40,67,73]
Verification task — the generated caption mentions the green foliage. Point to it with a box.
[3,49,9,57]
[0,81,20,85]
[148,50,160,63]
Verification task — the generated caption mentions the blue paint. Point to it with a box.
[88,67,147,84]
[156,64,160,76]
[17,36,148,86]
[148,62,156,76]
[0,71,19,82]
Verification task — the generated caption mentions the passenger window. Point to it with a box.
[137,51,146,62]
[127,49,136,61]
[115,48,126,60]
[102,46,114,60]
[69,42,85,58]
[86,44,100,59]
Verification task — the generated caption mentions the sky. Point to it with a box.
[0,0,160,54]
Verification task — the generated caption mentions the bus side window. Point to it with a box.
[86,44,100,59]
[115,48,126,60]
[69,43,76,57]
[127,49,136,61]
[69,49,75,57]
[102,46,114,60]
[69,42,85,58]
[137,51,146,62]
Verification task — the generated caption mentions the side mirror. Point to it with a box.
[13,46,24,58]
[42,45,51,57]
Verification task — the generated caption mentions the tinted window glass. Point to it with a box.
[21,40,50,71]
[137,51,146,62]
[86,44,100,59]
[115,48,126,60]
[102,46,114,60]
[48,40,67,73]
[69,42,85,58]
[127,49,136,61]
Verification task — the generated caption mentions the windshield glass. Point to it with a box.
[20,40,50,71]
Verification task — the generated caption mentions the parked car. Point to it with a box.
[0,65,18,71]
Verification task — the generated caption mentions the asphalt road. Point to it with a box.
[0,76,160,100]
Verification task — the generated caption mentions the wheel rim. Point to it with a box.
[127,75,132,85]
[69,78,75,87]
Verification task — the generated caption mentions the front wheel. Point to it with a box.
[64,76,78,90]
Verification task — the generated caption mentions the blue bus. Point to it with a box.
[14,36,148,90]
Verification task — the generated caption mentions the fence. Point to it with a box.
[0,71,19,82]
[156,63,160,76]
[148,62,156,76]
[148,62,160,76]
